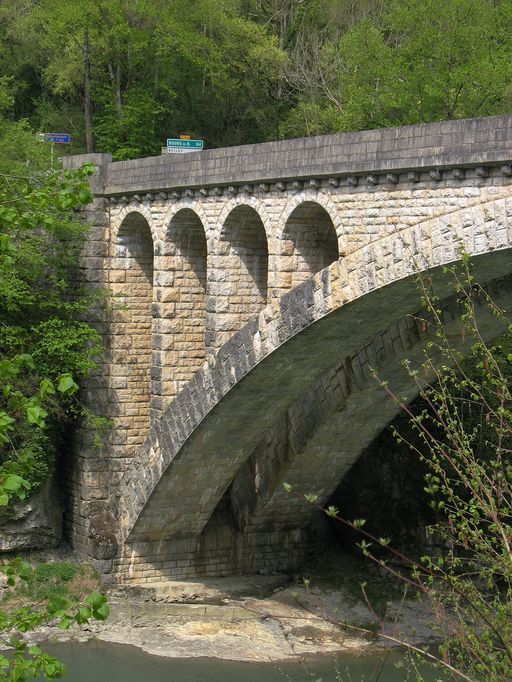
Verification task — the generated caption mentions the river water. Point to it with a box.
[44,641,445,681]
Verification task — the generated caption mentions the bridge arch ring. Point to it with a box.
[111,204,158,244]
[278,190,343,252]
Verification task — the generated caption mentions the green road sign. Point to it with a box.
[167,138,203,149]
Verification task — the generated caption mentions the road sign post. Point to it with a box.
[166,138,204,154]
[41,133,71,144]
[38,133,71,167]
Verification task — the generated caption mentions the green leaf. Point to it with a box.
[39,378,55,399]
[86,592,107,609]
[0,412,15,430]
[26,404,48,426]
[93,603,109,620]
[3,474,24,491]
[58,617,72,630]
[78,187,93,204]
[57,374,79,395]
[47,595,69,614]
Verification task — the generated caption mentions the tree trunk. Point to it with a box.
[83,30,94,153]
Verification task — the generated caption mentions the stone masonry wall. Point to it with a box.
[113,274,512,583]
[155,208,207,406]
[61,116,512,575]
[209,204,269,350]
[109,212,154,461]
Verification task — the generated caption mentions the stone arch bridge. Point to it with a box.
[63,115,512,582]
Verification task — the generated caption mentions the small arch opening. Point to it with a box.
[282,202,339,290]
[157,208,207,401]
[209,205,268,349]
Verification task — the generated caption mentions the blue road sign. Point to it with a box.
[43,133,71,144]
[167,138,203,149]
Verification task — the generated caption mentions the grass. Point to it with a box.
[1,560,100,610]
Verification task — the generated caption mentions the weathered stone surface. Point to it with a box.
[87,511,119,560]
[24,573,436,661]
[0,481,61,552]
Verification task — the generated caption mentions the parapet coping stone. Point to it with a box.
[62,114,512,195]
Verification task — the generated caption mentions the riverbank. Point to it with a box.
[23,568,436,663]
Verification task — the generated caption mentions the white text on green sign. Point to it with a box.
[167,138,203,149]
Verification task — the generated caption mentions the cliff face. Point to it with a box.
[0,480,61,552]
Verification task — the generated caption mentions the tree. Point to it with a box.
[281,0,512,136]
[0,85,108,680]
[0,86,102,497]
[377,265,512,680]
[0,0,286,157]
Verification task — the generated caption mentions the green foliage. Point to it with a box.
[0,52,107,682]
[2,0,512,150]
[33,562,78,585]
[0,116,102,506]
[0,0,286,156]
[0,560,109,681]
[282,0,512,136]
[363,261,512,680]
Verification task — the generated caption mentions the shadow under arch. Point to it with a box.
[226,280,512,535]
[110,210,154,459]
[280,200,339,293]
[155,207,208,404]
[208,204,269,350]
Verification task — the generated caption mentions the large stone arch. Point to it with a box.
[227,281,512,534]
[109,210,154,461]
[114,197,512,545]
[274,196,340,297]
[152,208,208,409]
[207,203,269,350]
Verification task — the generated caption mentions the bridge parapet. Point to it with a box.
[64,116,512,203]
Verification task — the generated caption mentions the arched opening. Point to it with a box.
[208,205,268,350]
[280,202,339,292]
[155,209,207,403]
[110,212,154,459]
